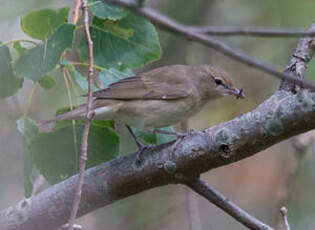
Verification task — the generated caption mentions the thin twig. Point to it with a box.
[72,0,82,24]
[104,0,315,90]
[280,207,291,230]
[189,26,315,37]
[183,177,273,230]
[68,0,95,229]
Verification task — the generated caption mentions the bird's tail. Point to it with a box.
[39,105,86,126]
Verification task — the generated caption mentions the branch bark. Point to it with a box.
[3,88,315,230]
[183,178,273,230]
[280,23,315,91]
[68,1,95,229]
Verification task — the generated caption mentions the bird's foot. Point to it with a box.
[126,125,157,164]
[135,143,155,164]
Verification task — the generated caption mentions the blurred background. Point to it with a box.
[1,0,315,229]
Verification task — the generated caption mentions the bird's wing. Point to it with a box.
[91,69,192,100]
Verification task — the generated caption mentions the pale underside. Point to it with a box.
[92,97,208,130]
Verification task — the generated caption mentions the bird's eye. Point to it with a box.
[214,78,223,85]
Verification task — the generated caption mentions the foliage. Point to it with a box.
[79,13,161,69]
[0,43,23,98]
[0,3,167,196]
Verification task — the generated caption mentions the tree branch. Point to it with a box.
[72,0,82,25]
[68,1,95,230]
[182,177,273,230]
[3,87,315,229]
[189,26,315,37]
[104,0,315,90]
[280,23,315,91]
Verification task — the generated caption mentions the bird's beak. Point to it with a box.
[227,87,246,99]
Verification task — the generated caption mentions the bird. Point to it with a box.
[41,65,245,159]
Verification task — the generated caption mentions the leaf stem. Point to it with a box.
[62,68,79,173]
[71,61,104,71]
[3,39,37,46]
[22,84,38,119]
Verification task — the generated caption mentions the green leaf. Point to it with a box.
[29,121,119,184]
[132,127,157,145]
[0,43,23,98]
[89,0,129,20]
[38,75,56,89]
[96,18,134,40]
[21,8,70,40]
[13,23,75,81]
[13,42,28,56]
[99,67,134,87]
[16,117,39,197]
[132,126,176,145]
[62,61,99,92]
[72,67,99,92]
[79,13,161,69]
[16,117,39,145]
[156,126,176,144]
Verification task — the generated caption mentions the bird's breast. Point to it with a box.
[113,97,206,130]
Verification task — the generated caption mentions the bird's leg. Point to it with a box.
[126,125,154,163]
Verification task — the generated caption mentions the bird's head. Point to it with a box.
[200,66,245,100]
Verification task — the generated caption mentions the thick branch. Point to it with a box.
[2,89,315,230]
[280,23,315,91]
[104,0,315,90]
[183,178,273,230]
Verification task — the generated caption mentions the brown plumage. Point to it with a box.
[41,65,244,129]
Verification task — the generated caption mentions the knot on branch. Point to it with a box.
[163,160,177,174]
[219,144,231,158]
[296,89,315,113]
[5,198,31,224]
[213,128,238,158]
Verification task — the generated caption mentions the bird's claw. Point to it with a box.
[135,144,155,164]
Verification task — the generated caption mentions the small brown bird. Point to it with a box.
[42,65,245,155]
